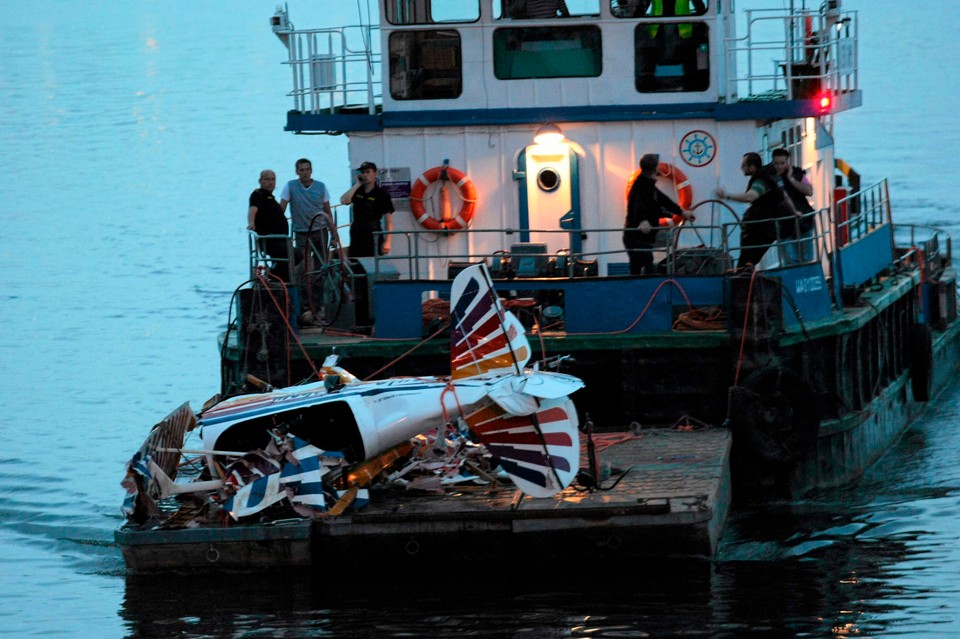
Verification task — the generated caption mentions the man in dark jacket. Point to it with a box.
[623,153,687,275]
[716,152,789,269]
[770,148,815,264]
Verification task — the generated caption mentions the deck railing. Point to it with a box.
[835,179,890,246]
[726,7,858,102]
[279,24,381,115]
[275,7,857,116]
[247,201,899,291]
[366,215,832,285]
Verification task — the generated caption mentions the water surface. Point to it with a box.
[1,1,958,636]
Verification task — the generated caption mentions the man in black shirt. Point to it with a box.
[623,153,687,275]
[248,169,290,280]
[770,148,815,264]
[339,161,394,258]
[716,152,789,269]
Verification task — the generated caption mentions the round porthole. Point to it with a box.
[537,167,561,192]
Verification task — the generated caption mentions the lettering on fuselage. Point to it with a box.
[795,276,824,294]
[373,391,423,403]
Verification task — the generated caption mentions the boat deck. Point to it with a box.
[324,428,732,560]
[117,428,732,572]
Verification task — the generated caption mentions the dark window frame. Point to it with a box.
[610,0,709,19]
[634,21,710,93]
[388,29,464,101]
[493,25,603,80]
[384,1,481,26]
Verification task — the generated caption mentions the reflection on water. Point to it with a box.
[1,0,959,636]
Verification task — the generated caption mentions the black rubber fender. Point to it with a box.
[729,366,821,465]
[909,323,934,402]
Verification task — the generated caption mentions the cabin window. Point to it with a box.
[385,1,480,25]
[389,30,463,100]
[610,0,708,19]
[634,22,709,92]
[493,0,601,19]
[493,26,602,79]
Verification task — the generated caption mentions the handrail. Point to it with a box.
[248,231,295,283]
[247,199,918,287]
[725,8,857,102]
[834,178,889,246]
[366,219,836,282]
[277,7,857,116]
[282,24,382,114]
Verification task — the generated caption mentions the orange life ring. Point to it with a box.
[625,162,694,225]
[410,166,477,232]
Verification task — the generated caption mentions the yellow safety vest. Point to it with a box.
[647,0,693,39]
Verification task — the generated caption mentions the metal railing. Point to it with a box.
[248,231,295,282]
[365,217,836,283]
[835,179,890,247]
[276,7,857,116]
[725,8,858,102]
[281,25,381,114]
[249,207,848,288]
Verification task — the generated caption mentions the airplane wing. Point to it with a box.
[450,263,531,380]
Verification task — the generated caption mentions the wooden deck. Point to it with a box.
[319,428,732,563]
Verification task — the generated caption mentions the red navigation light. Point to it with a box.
[818,92,832,113]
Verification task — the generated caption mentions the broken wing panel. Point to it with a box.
[122,401,196,503]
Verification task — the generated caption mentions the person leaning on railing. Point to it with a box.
[247,169,290,281]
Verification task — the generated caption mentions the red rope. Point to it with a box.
[578,432,641,467]
[575,277,696,336]
[362,321,450,381]
[439,381,465,425]
[254,268,321,382]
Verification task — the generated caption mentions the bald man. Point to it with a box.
[248,169,290,280]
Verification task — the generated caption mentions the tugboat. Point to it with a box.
[117,0,960,572]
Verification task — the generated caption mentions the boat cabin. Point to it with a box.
[257,1,882,341]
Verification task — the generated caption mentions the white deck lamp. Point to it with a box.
[534,123,565,144]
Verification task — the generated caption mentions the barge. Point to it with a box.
[117,0,960,572]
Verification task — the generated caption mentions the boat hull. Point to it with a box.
[116,520,312,573]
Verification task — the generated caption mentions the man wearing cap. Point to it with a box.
[623,153,686,275]
[339,161,394,258]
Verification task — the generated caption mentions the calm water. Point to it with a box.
[1,1,959,636]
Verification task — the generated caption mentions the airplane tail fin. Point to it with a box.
[464,397,580,498]
[449,263,530,380]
